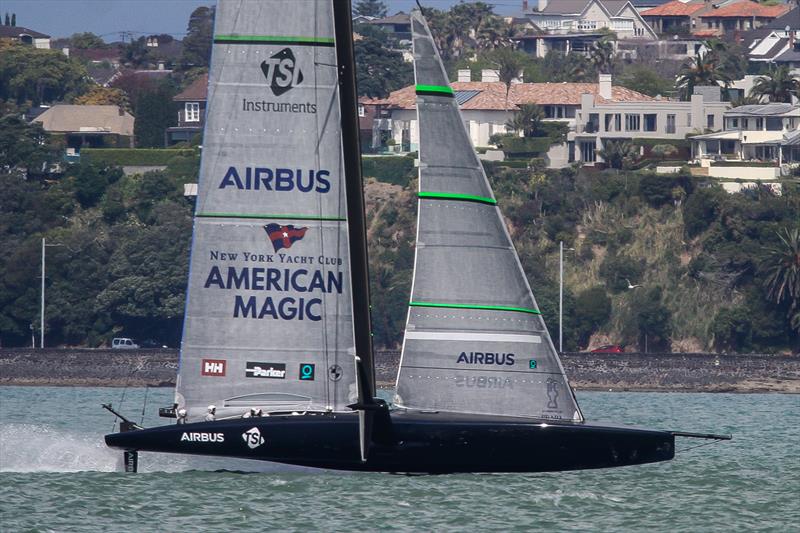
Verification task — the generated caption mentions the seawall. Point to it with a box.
[0,348,798,393]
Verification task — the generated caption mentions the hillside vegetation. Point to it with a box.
[1,149,798,352]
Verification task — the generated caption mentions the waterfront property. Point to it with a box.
[32,104,135,157]
[165,73,208,146]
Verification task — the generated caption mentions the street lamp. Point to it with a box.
[559,241,575,353]
[40,237,63,348]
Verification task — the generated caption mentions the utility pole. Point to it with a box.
[40,238,63,348]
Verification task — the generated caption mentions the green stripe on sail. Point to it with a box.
[214,34,335,46]
[415,84,454,95]
[418,191,497,205]
[197,212,346,221]
[409,301,541,315]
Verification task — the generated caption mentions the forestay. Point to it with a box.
[394,10,583,422]
[176,0,357,421]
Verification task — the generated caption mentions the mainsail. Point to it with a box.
[394,10,583,422]
[176,0,359,420]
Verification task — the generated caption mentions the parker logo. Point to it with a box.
[242,427,265,449]
[181,432,225,443]
[245,361,286,379]
[201,358,226,376]
[261,48,303,96]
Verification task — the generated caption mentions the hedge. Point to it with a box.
[82,148,197,167]
[495,136,554,157]
[711,161,778,167]
[361,155,416,186]
[632,138,690,150]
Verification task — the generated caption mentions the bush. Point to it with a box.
[599,253,645,293]
[683,187,722,237]
[360,155,416,186]
[82,148,196,166]
[574,287,612,347]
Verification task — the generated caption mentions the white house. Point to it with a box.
[526,0,657,41]
[0,25,51,49]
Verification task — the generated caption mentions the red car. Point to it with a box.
[590,344,625,353]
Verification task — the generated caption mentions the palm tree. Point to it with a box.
[676,51,731,99]
[763,227,800,331]
[590,38,615,74]
[597,140,638,169]
[488,48,527,110]
[505,104,544,137]
[750,66,800,103]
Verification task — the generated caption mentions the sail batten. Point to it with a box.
[394,10,583,422]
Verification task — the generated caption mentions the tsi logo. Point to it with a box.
[261,48,303,96]
[242,427,265,449]
[201,358,226,376]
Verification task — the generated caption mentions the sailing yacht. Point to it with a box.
[105,0,729,473]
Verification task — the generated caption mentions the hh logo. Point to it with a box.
[201,358,226,376]
[260,48,303,96]
[265,224,307,252]
[242,427,265,449]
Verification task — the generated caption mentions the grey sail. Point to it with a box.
[394,10,583,422]
[176,0,358,421]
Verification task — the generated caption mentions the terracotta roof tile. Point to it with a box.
[641,1,705,17]
[174,73,208,101]
[700,1,790,19]
[374,81,653,110]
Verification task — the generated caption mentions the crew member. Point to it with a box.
[205,405,216,422]
[176,408,187,424]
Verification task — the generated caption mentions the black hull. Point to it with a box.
[105,411,674,473]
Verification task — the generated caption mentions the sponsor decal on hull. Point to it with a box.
[243,427,265,449]
[245,362,286,379]
[181,432,225,443]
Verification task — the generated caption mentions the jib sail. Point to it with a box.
[394,10,583,422]
[176,0,358,420]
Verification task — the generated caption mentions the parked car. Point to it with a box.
[590,344,625,353]
[111,337,139,349]
[139,339,167,348]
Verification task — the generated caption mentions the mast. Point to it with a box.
[332,0,376,397]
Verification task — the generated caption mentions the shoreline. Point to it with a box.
[1,349,798,393]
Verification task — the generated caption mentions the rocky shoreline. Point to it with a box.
[0,348,798,393]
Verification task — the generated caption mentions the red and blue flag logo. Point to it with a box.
[264,224,308,252]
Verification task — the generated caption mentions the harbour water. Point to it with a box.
[1,386,797,531]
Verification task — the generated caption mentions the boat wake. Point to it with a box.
[0,423,311,474]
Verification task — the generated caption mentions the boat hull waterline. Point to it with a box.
[105,412,674,473]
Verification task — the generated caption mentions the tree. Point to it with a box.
[631,286,672,352]
[0,44,88,105]
[121,36,150,68]
[597,140,637,169]
[651,144,678,160]
[505,104,544,137]
[69,163,109,209]
[354,0,387,18]
[618,64,674,97]
[750,66,799,103]
[4,14,8,26]
[73,86,130,110]
[487,48,526,110]
[762,227,800,331]
[10,13,14,26]
[180,6,215,70]
[0,115,56,173]
[133,86,177,147]
[676,51,730,99]
[354,36,413,98]
[589,38,615,74]
[573,287,612,347]
[69,32,106,49]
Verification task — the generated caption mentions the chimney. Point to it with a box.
[537,0,548,12]
[481,69,500,82]
[158,61,165,71]
[598,73,612,100]
[61,46,69,57]
[457,69,471,82]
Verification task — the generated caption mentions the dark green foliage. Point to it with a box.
[179,6,215,70]
[361,156,416,186]
[354,36,413,98]
[82,148,197,166]
[638,173,691,207]
[0,114,57,172]
[618,64,675,97]
[0,45,87,106]
[71,163,108,208]
[711,305,752,351]
[573,287,612,348]
[354,0,387,17]
[69,32,106,49]
[683,186,723,237]
[630,286,672,352]
[133,86,178,148]
[600,253,645,293]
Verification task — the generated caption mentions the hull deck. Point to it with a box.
[106,411,675,473]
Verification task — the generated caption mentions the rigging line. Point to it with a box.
[677,438,729,453]
[140,385,150,426]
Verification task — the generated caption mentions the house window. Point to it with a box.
[643,114,657,132]
[728,118,739,129]
[707,114,714,129]
[580,141,596,163]
[604,114,614,132]
[666,114,676,134]
[185,102,200,122]
[766,117,782,131]
[587,113,600,133]
[625,114,640,131]
[358,104,365,117]
[687,113,692,127]
[615,113,621,131]
[756,118,763,130]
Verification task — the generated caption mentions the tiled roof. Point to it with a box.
[765,6,800,29]
[751,37,789,59]
[700,1,790,19]
[174,73,209,101]
[540,0,591,14]
[0,25,50,39]
[32,105,134,136]
[641,1,705,17]
[374,81,653,110]
[371,12,410,24]
[692,29,720,37]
